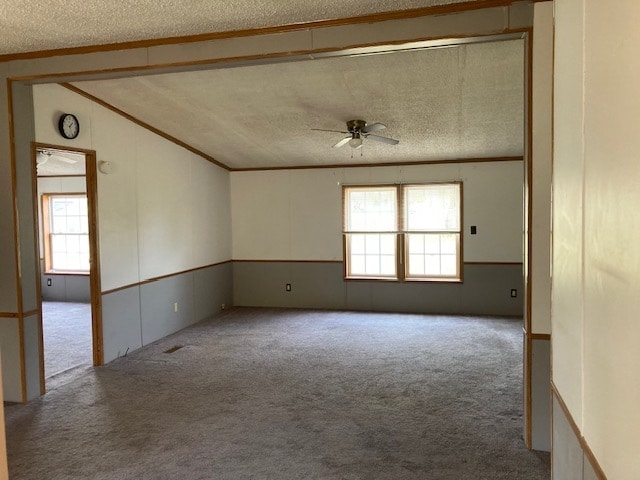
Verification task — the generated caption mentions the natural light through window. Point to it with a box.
[43,194,90,273]
[343,183,461,281]
[344,187,397,278]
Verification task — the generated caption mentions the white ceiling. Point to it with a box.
[0,0,477,56]
[71,39,524,170]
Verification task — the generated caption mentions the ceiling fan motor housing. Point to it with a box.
[347,119,367,133]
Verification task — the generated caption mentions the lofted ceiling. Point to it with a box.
[70,38,524,170]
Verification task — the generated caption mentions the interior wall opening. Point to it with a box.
[34,145,101,388]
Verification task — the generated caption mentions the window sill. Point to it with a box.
[344,276,462,284]
[44,271,90,276]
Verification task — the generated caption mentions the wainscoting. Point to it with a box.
[552,390,603,480]
[101,262,233,363]
[233,261,523,316]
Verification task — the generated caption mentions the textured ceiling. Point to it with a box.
[1,0,478,55]
[70,39,524,169]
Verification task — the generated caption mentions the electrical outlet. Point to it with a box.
[173,302,178,312]
[221,303,226,310]
[510,289,517,298]
[470,225,477,235]
[47,278,52,286]
[286,283,292,292]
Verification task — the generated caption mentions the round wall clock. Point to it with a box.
[58,113,80,139]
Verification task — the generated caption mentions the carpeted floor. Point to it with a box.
[42,301,92,377]
[5,308,550,479]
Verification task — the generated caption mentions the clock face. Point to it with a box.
[58,113,80,139]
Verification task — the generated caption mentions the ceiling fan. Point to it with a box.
[36,149,79,165]
[312,119,399,149]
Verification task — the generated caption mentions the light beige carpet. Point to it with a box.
[6,308,550,479]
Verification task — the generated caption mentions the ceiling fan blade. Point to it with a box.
[36,152,49,165]
[312,128,349,134]
[362,122,386,134]
[366,134,399,145]
[333,137,351,148]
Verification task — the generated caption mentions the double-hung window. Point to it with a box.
[42,194,90,273]
[343,183,461,281]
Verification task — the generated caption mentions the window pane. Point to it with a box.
[380,255,396,276]
[346,187,396,232]
[441,234,458,254]
[351,254,365,275]
[66,198,80,216]
[51,234,66,253]
[365,255,379,274]
[51,217,67,234]
[365,234,380,254]
[441,255,457,276]
[424,255,441,275]
[408,254,424,275]
[405,184,460,232]
[66,216,81,233]
[66,234,80,253]
[351,234,365,254]
[380,234,395,254]
[424,234,440,254]
[408,234,424,254]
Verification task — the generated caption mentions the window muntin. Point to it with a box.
[43,194,90,273]
[343,183,461,281]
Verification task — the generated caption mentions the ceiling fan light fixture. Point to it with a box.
[348,135,363,149]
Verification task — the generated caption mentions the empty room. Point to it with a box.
[1,1,638,479]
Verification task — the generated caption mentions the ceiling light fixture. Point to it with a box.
[348,134,363,149]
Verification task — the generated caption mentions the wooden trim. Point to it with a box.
[86,152,105,366]
[464,261,523,265]
[233,156,524,172]
[551,383,609,480]
[531,332,550,341]
[61,84,230,171]
[21,309,39,318]
[37,174,86,178]
[101,260,233,295]
[0,312,20,318]
[233,259,341,264]
[0,0,531,62]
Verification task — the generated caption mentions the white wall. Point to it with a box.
[531,2,553,335]
[32,84,232,291]
[231,161,523,263]
[553,1,640,478]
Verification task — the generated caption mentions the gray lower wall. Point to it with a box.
[233,262,523,316]
[552,394,600,480]
[531,338,551,451]
[41,274,90,302]
[102,262,233,363]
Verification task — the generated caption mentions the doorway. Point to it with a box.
[34,144,103,390]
